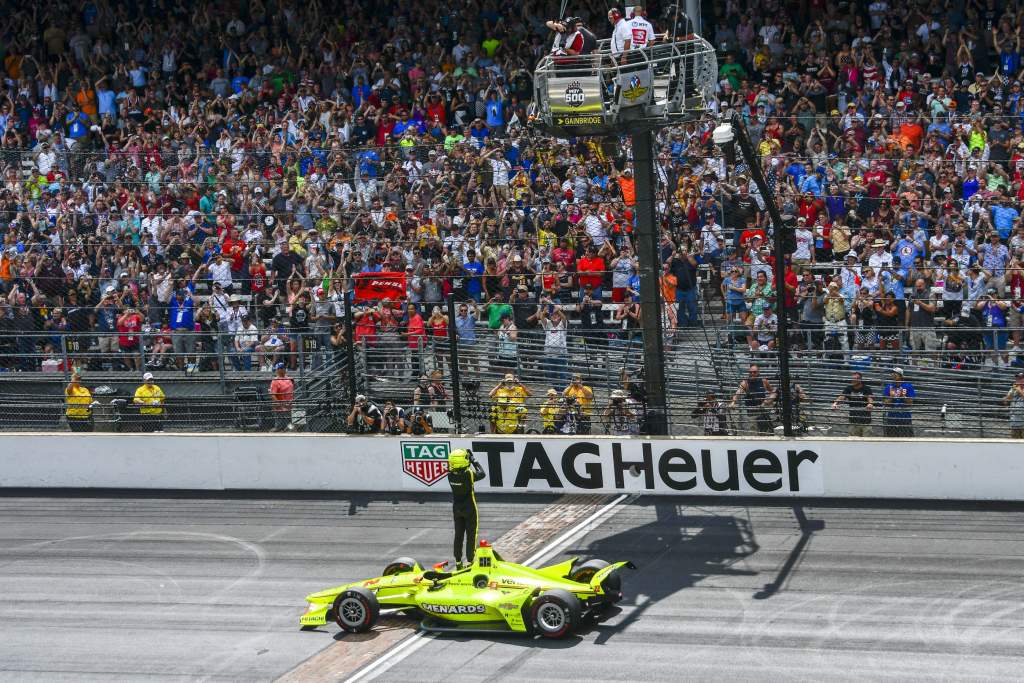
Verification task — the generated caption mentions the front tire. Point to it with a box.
[333,586,380,633]
[531,589,581,639]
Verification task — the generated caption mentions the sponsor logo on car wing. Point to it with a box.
[420,603,487,614]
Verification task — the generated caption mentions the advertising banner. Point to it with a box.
[353,272,406,301]
[547,76,604,129]
[398,438,824,496]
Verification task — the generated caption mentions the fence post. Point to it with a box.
[139,331,148,372]
[298,333,305,387]
[446,296,463,433]
[60,336,71,382]
[344,295,356,403]
[217,332,227,394]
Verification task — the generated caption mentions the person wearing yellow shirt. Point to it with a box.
[133,372,166,432]
[563,373,595,434]
[65,372,93,432]
[539,389,561,434]
[488,396,527,434]
[287,226,308,258]
[489,374,532,406]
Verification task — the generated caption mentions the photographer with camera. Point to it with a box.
[603,389,640,435]
[346,393,383,433]
[408,406,435,435]
[381,399,407,435]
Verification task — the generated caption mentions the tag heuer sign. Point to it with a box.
[564,81,585,107]
[401,441,450,486]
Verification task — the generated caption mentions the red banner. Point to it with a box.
[353,271,407,302]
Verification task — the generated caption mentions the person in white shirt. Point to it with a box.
[609,8,632,54]
[867,239,894,269]
[626,7,655,49]
[207,252,234,291]
[233,314,259,370]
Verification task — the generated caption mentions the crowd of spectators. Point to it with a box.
[0,0,1023,435]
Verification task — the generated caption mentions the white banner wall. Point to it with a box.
[1,434,1023,501]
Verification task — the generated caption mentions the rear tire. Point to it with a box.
[383,556,419,576]
[570,559,621,603]
[531,589,581,639]
[333,586,380,633]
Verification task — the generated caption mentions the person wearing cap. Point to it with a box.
[977,287,1011,367]
[1002,372,1024,439]
[94,285,121,369]
[831,372,875,438]
[168,285,196,371]
[489,373,532,407]
[268,363,295,432]
[539,389,562,433]
[604,388,640,435]
[346,393,383,433]
[133,372,166,432]
[563,373,595,434]
[64,371,93,432]
[446,448,486,569]
[881,367,915,437]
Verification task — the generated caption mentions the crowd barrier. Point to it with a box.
[2,433,1023,501]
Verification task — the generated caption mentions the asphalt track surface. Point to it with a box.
[0,492,557,681]
[4,495,1024,681]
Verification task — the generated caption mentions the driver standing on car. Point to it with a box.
[448,448,486,569]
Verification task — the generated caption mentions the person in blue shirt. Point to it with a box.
[484,91,504,131]
[356,147,380,178]
[991,200,1019,240]
[463,250,484,302]
[882,367,915,437]
[977,288,1011,366]
[892,235,919,278]
[454,300,480,373]
[168,286,196,371]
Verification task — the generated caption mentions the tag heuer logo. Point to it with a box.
[401,441,450,486]
[564,81,586,107]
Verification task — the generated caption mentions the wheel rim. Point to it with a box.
[537,602,566,632]
[338,597,366,628]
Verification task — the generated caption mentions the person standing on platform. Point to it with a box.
[447,449,486,569]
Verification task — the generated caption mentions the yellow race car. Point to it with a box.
[301,541,633,638]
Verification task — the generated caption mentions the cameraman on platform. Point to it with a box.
[604,389,640,435]
[381,399,407,435]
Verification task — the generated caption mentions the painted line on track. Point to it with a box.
[342,493,632,683]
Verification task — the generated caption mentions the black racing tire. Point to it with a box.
[472,574,490,589]
[333,586,380,633]
[531,589,582,639]
[570,559,622,603]
[383,556,419,576]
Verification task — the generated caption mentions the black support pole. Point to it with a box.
[445,295,463,433]
[729,112,793,437]
[344,295,357,404]
[631,129,668,435]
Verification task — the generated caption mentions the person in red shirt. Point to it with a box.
[403,303,428,378]
[117,307,144,372]
[220,226,247,278]
[248,255,270,323]
[576,245,606,299]
[269,363,295,432]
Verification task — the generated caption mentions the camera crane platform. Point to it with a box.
[529,36,717,137]
[528,35,717,434]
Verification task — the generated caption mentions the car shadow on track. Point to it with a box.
[563,500,762,644]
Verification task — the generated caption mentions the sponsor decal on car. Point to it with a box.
[420,603,487,614]
[400,441,451,486]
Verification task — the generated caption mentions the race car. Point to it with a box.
[300,540,633,639]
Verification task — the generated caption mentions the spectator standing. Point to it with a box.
[882,367,915,437]
[604,389,640,435]
[269,363,295,432]
[563,373,595,434]
[692,391,728,436]
[831,372,875,437]
[729,364,775,434]
[534,300,570,386]
[168,288,195,371]
[133,372,165,433]
[1003,372,1024,439]
[64,371,92,432]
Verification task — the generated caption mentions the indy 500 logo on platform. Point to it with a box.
[401,441,450,486]
[564,81,585,107]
